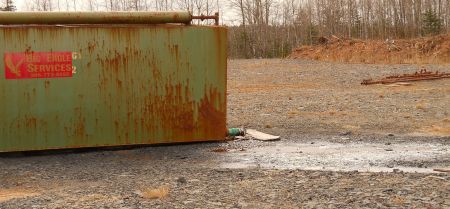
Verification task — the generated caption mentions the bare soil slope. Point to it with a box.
[288,34,450,64]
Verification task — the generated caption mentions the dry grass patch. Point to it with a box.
[391,196,406,205]
[0,189,40,203]
[422,125,450,136]
[415,102,427,110]
[288,110,301,115]
[142,186,169,199]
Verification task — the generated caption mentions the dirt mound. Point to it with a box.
[288,34,450,64]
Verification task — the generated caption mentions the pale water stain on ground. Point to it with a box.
[220,141,450,173]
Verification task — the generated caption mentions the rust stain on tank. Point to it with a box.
[44,81,50,89]
[73,107,86,138]
[87,41,96,53]
[25,46,32,53]
[25,117,37,129]
[198,87,226,138]
[169,44,180,66]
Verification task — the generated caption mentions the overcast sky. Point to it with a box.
[13,0,25,10]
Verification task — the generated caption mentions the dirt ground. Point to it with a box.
[228,59,450,137]
[1,59,449,208]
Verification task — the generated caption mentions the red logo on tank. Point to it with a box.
[4,52,73,79]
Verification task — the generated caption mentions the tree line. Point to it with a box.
[0,0,15,11]
[1,0,219,17]
[1,0,449,58]
[227,0,450,58]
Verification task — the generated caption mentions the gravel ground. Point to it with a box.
[1,59,449,208]
[227,59,450,137]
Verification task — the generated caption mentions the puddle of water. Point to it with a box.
[220,142,450,173]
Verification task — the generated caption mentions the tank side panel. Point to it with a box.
[0,25,227,152]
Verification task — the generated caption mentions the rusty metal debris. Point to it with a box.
[227,128,246,137]
[433,168,450,173]
[361,69,450,85]
[246,129,281,141]
[192,12,220,25]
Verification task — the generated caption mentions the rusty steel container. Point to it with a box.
[0,12,227,152]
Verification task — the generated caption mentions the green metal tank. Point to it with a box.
[0,11,227,152]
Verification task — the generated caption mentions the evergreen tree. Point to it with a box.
[422,9,442,36]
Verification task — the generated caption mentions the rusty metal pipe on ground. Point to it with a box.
[0,11,219,25]
[361,69,450,85]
